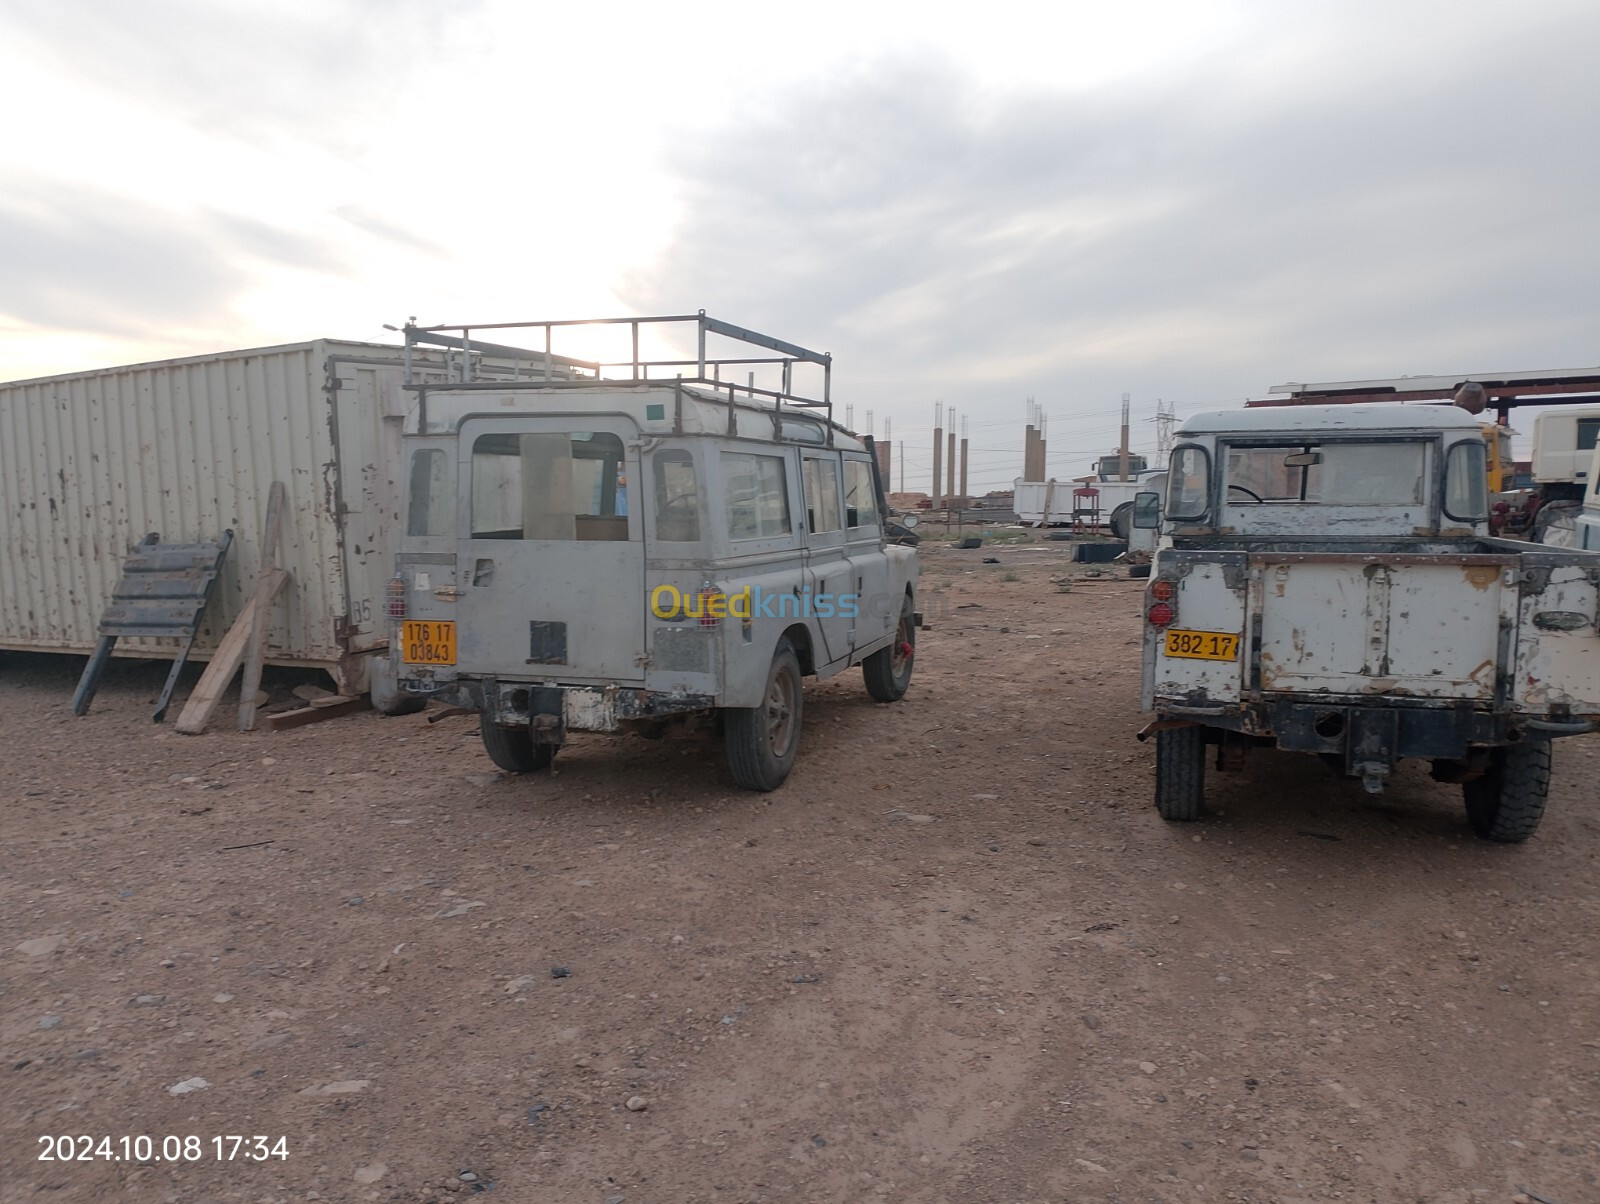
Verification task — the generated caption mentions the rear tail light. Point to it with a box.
[1147,577,1176,626]
[697,588,720,628]
[386,574,408,619]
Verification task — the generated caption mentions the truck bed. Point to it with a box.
[1150,539,1600,717]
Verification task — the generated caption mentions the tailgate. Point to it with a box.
[1252,553,1516,700]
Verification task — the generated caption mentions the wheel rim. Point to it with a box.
[890,616,912,676]
[766,665,797,754]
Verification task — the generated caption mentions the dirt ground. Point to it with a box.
[4,539,1598,1204]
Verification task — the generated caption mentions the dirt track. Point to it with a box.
[4,541,1599,1204]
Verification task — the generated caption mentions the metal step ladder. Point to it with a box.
[71,531,234,721]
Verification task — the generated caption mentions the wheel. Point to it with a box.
[479,711,555,773]
[1463,741,1550,842]
[862,596,916,703]
[1108,502,1133,540]
[1128,562,1152,579]
[724,642,804,791]
[1154,725,1205,820]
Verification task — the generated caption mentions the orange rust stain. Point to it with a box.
[1461,566,1499,592]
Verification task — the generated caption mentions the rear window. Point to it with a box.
[723,452,792,540]
[844,459,879,528]
[470,431,629,541]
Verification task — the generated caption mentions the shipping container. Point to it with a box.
[0,337,582,709]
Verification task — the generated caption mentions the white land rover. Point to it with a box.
[390,315,919,791]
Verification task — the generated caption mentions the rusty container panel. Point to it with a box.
[0,340,408,685]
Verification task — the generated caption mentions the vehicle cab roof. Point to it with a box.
[1177,404,1484,437]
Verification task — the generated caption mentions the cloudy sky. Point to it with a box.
[2,0,1595,490]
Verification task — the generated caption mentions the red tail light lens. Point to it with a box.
[386,575,407,619]
[697,589,720,628]
[1147,601,1175,627]
[1149,578,1176,601]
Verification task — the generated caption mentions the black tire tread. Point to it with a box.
[1464,741,1550,843]
[862,597,915,703]
[479,712,554,773]
[1154,725,1205,821]
[724,643,803,792]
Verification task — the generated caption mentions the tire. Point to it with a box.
[1109,501,1133,541]
[862,596,916,703]
[1154,725,1205,821]
[370,657,427,716]
[479,711,555,773]
[724,642,804,791]
[1128,562,1153,579]
[1463,741,1550,843]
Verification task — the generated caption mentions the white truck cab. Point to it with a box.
[1136,404,1600,842]
[1568,442,1600,551]
[390,315,919,791]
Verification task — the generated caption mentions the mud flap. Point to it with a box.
[1346,708,1399,794]
[530,685,567,748]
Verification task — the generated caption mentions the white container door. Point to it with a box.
[455,417,646,683]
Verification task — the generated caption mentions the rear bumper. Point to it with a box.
[436,677,715,734]
[1154,696,1595,762]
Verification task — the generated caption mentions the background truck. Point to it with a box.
[1492,406,1600,544]
[1137,403,1600,842]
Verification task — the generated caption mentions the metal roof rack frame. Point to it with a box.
[400,311,836,442]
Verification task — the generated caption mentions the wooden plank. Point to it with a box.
[263,696,372,731]
[174,569,288,735]
[237,481,287,732]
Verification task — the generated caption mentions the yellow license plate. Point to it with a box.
[1164,628,1240,661]
[401,620,457,665]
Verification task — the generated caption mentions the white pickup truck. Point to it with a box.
[1137,404,1600,842]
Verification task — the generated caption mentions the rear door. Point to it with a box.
[455,416,646,683]
[396,440,462,687]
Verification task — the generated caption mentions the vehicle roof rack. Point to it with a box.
[400,311,835,434]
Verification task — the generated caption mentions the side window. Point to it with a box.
[1167,445,1210,521]
[470,431,628,541]
[406,448,451,537]
[844,459,880,529]
[722,452,792,540]
[653,449,701,542]
[803,456,843,534]
[1444,440,1488,522]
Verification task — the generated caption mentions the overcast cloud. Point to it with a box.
[1,0,1594,484]
[627,0,1598,479]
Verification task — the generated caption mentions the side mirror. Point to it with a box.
[900,513,920,529]
[1132,491,1161,529]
